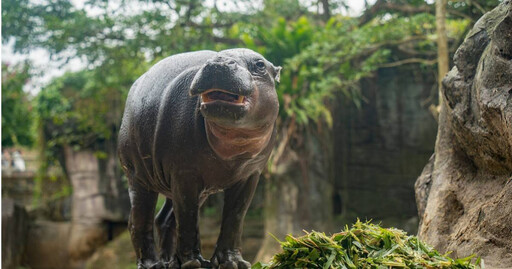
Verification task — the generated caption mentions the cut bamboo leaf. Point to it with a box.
[258,220,482,269]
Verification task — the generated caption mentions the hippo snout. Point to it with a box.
[202,58,239,79]
[189,56,253,97]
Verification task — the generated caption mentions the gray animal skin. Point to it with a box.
[118,48,281,269]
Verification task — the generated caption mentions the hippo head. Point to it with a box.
[190,48,281,160]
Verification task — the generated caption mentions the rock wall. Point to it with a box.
[333,66,438,230]
[63,143,130,260]
[255,127,333,263]
[16,142,130,269]
[415,1,512,267]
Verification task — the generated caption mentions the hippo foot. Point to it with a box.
[179,253,211,268]
[162,257,180,269]
[137,259,165,269]
[211,249,251,269]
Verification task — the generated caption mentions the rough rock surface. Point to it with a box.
[334,66,437,224]
[63,144,130,259]
[23,145,131,268]
[23,221,79,269]
[415,1,512,268]
[255,128,333,263]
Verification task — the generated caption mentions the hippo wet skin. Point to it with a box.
[118,48,281,269]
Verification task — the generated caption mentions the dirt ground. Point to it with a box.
[85,215,265,269]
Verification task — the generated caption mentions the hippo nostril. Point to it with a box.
[210,55,237,65]
[212,56,226,63]
[205,59,237,72]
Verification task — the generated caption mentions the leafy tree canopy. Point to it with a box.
[2,63,34,147]
[1,0,499,155]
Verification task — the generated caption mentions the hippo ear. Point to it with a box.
[273,66,282,83]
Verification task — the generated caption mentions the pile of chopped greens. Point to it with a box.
[253,220,482,269]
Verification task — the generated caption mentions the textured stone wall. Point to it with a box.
[333,66,438,229]
[63,144,130,260]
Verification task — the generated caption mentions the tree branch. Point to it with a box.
[359,0,434,25]
[397,43,436,57]
[467,0,486,14]
[447,9,473,21]
[378,58,437,68]
[183,21,236,29]
[211,36,242,45]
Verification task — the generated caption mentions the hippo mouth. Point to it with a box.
[200,89,246,105]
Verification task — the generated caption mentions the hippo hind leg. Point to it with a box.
[155,198,179,268]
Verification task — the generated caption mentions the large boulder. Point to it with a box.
[415,1,512,268]
[23,220,80,269]
[22,219,127,269]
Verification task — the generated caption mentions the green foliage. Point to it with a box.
[5,0,239,164]
[36,71,96,151]
[261,0,306,21]
[292,12,437,107]
[1,63,34,147]
[447,0,501,22]
[245,16,315,66]
[241,11,440,128]
[35,54,147,155]
[241,16,326,126]
[254,220,481,269]
[33,60,145,202]
[2,0,241,60]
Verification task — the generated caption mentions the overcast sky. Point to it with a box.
[1,0,374,94]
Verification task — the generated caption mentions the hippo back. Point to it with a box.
[118,50,217,189]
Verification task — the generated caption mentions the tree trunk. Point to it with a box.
[320,0,331,21]
[434,0,448,116]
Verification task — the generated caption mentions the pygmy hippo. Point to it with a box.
[118,48,281,269]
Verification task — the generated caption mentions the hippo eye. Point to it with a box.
[255,60,265,69]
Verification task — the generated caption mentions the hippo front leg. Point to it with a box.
[211,173,259,269]
[172,171,210,268]
[128,182,163,269]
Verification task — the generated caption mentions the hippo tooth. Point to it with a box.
[201,93,212,104]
